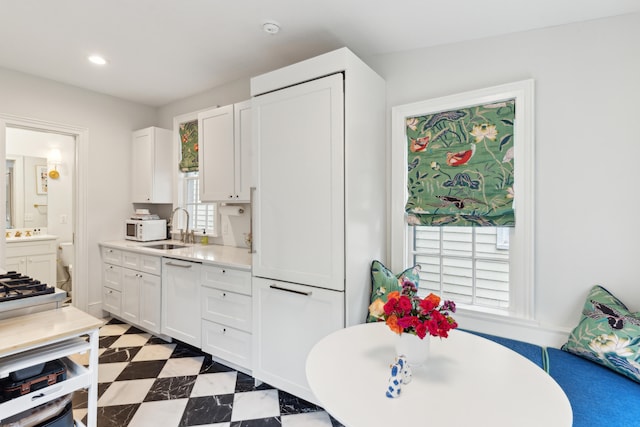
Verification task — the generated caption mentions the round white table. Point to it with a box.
[306,323,572,427]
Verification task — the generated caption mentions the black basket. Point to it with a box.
[1,360,67,400]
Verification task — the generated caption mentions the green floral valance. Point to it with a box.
[179,120,198,172]
[405,99,516,227]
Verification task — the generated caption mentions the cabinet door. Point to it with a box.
[199,105,235,201]
[161,259,201,347]
[252,73,345,291]
[5,256,24,275]
[252,277,344,405]
[121,268,140,324]
[131,128,153,203]
[234,100,252,201]
[131,128,172,203]
[26,253,56,287]
[139,272,161,334]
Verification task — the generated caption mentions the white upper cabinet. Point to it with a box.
[198,100,252,202]
[131,127,172,203]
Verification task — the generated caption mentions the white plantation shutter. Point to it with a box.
[184,173,216,234]
[412,226,510,309]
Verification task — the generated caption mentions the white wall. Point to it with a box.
[0,67,156,316]
[367,13,640,343]
[157,78,250,129]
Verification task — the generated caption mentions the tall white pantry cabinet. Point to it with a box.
[251,48,386,404]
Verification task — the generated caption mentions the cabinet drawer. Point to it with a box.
[103,264,122,291]
[102,247,122,265]
[201,287,252,332]
[6,240,57,258]
[201,265,251,295]
[139,255,162,275]
[122,251,140,269]
[103,287,122,315]
[201,319,252,370]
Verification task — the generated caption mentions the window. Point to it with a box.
[182,172,217,235]
[410,226,509,309]
[391,80,534,320]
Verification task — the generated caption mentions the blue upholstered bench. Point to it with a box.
[465,330,640,427]
[462,329,547,369]
[547,348,640,427]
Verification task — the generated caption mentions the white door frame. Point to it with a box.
[0,114,89,312]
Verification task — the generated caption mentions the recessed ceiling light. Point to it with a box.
[88,55,108,65]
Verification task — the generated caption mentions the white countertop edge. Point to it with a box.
[6,234,59,243]
[99,240,252,270]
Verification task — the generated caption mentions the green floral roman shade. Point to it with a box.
[405,99,516,227]
[179,120,198,172]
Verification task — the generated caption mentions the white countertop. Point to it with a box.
[100,240,252,270]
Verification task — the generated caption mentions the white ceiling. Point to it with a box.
[1,0,638,107]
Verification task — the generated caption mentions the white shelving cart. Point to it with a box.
[0,306,102,427]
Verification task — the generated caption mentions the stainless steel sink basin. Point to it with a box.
[144,243,188,250]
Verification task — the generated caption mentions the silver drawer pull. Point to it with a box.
[269,284,312,296]
[166,262,192,268]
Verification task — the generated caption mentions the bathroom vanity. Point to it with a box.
[5,234,57,288]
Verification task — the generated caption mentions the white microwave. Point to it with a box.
[125,219,167,242]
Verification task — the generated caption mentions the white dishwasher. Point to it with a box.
[161,258,201,347]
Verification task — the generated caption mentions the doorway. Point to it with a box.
[6,128,75,300]
[0,114,89,312]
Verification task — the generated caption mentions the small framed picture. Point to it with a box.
[36,165,48,194]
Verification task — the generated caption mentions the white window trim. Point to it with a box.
[390,80,535,321]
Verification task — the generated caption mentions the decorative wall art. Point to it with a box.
[36,165,48,194]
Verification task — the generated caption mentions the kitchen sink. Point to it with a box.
[144,243,188,250]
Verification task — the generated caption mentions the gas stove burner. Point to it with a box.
[0,272,55,302]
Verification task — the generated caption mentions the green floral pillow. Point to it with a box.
[366,260,420,323]
[562,285,640,384]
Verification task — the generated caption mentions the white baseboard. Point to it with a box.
[87,301,107,320]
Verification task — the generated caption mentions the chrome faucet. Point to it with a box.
[169,207,190,243]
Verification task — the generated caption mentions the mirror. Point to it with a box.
[5,155,48,229]
[5,127,75,234]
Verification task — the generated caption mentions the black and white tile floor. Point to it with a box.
[71,318,343,427]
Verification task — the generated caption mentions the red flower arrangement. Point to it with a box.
[371,278,458,339]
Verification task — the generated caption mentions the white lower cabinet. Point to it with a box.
[100,246,161,334]
[162,258,201,347]
[200,264,252,371]
[6,239,57,287]
[252,277,344,404]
